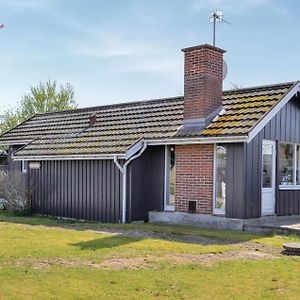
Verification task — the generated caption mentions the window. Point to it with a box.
[279,142,300,188]
[297,145,300,185]
[21,160,27,173]
[164,146,175,210]
[279,143,294,185]
[262,143,274,188]
[215,145,226,213]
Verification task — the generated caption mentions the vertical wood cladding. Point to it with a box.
[29,160,122,223]
[128,146,165,222]
[175,144,214,214]
[225,143,246,219]
[245,95,300,217]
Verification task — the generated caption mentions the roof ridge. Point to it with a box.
[223,81,297,94]
[35,81,298,118]
[35,96,184,117]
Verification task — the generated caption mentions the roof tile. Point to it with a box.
[0,81,296,158]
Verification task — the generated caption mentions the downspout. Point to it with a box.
[113,141,147,223]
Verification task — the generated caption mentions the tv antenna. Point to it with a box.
[209,10,230,46]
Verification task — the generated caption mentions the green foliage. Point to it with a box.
[0,80,77,134]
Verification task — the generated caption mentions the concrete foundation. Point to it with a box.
[148,211,245,231]
[149,211,300,234]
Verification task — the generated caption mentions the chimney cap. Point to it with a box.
[181,43,226,54]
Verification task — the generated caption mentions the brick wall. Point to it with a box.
[175,144,214,214]
[182,44,225,121]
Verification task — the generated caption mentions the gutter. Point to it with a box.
[12,153,127,161]
[147,135,248,145]
[113,141,147,224]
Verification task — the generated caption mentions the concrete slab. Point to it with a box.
[244,215,300,234]
[149,211,300,234]
[149,211,245,231]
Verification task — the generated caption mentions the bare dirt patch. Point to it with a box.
[0,250,280,270]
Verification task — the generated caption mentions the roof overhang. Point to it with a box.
[125,139,145,159]
[12,153,127,161]
[147,135,248,146]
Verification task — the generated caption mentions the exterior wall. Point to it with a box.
[225,143,246,218]
[245,94,300,217]
[175,144,214,214]
[128,146,165,222]
[8,146,23,172]
[7,145,165,223]
[29,160,122,223]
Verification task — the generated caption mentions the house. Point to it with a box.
[1,43,300,228]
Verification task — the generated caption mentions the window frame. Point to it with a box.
[213,144,226,216]
[164,145,175,211]
[21,160,27,173]
[279,142,300,190]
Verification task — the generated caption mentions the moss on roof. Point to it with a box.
[0,81,296,158]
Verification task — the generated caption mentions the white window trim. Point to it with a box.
[261,139,276,189]
[213,144,226,216]
[164,145,175,212]
[278,142,300,190]
[21,160,27,173]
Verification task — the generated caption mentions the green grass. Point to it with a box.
[2,260,300,299]
[1,211,300,299]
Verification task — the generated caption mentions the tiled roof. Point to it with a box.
[180,81,296,137]
[2,97,183,158]
[0,81,296,158]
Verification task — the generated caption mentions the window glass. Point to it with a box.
[262,143,274,188]
[167,146,175,206]
[279,143,294,185]
[169,147,175,205]
[297,145,300,185]
[215,145,226,211]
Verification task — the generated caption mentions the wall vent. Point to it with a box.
[188,200,196,213]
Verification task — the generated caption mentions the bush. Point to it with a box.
[0,171,31,212]
[0,198,7,210]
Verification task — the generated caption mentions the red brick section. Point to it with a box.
[175,144,214,214]
[182,44,226,121]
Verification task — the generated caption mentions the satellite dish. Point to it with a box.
[223,59,228,81]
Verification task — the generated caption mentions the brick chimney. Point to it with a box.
[181,44,226,130]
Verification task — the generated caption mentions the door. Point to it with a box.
[261,140,276,216]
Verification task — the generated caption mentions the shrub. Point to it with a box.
[0,171,31,212]
[0,198,7,210]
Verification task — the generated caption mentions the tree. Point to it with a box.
[0,80,78,134]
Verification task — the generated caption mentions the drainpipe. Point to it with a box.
[113,141,147,223]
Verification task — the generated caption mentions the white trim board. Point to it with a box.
[147,136,247,146]
[12,154,126,161]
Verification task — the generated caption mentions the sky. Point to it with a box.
[0,0,299,113]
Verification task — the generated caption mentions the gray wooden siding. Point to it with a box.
[29,160,122,222]
[245,94,300,217]
[8,146,23,172]
[225,143,246,218]
[127,146,165,222]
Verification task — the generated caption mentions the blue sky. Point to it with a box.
[0,0,299,113]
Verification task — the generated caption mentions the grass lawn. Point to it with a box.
[1,212,300,299]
